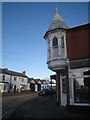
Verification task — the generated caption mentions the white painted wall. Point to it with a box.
[0,73,28,92]
[35,84,38,92]
[0,73,10,83]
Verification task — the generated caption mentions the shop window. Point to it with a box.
[73,68,90,104]
[74,77,90,103]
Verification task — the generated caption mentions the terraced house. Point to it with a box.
[44,7,90,108]
[0,68,28,93]
[28,78,47,92]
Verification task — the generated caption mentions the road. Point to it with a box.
[1,93,88,119]
[1,92,38,119]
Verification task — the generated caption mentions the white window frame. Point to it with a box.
[71,68,90,106]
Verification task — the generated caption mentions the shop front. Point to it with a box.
[71,68,90,105]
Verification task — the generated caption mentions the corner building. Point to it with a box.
[44,8,90,107]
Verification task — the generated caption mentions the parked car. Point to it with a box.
[38,89,51,96]
[47,88,56,94]
[52,88,56,94]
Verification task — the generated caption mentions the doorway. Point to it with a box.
[61,76,67,106]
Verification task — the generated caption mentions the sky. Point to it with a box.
[2,2,88,79]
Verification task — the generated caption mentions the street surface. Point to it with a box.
[1,93,88,119]
[2,92,38,119]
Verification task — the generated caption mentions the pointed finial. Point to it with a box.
[54,5,63,20]
[56,5,58,15]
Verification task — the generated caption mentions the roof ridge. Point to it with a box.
[0,68,28,78]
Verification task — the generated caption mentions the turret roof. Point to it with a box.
[48,7,68,31]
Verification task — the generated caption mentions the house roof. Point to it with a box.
[34,79,42,84]
[41,80,47,84]
[68,22,89,30]
[0,68,28,78]
[28,78,47,84]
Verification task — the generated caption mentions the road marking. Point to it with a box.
[2,103,19,119]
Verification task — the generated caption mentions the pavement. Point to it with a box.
[2,94,88,119]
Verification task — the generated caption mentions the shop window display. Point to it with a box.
[73,68,90,104]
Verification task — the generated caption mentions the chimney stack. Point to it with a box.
[22,70,26,75]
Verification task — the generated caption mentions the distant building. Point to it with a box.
[50,74,56,90]
[28,78,47,92]
[0,68,28,93]
[44,7,90,107]
[41,79,47,90]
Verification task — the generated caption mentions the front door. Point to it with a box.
[61,76,67,106]
[30,83,35,92]
[38,84,41,91]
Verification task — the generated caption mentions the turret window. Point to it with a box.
[48,39,50,49]
[61,36,65,56]
[53,37,58,46]
[61,36,64,47]
[48,39,51,60]
[53,37,58,58]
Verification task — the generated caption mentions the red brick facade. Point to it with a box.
[66,23,90,60]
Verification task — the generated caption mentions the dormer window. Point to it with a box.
[53,37,58,58]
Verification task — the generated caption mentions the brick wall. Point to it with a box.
[66,23,90,60]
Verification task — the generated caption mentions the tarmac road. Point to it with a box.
[2,94,88,119]
[1,92,38,119]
